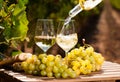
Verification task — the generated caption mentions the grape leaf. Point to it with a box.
[0,0,29,48]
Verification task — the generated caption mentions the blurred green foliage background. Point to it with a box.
[0,0,120,55]
[110,0,120,10]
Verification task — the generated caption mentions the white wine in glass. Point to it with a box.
[56,33,78,53]
[34,19,55,53]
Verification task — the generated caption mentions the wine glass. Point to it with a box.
[34,19,55,53]
[56,19,78,58]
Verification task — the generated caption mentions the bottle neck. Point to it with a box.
[69,4,83,18]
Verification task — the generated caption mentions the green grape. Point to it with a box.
[35,65,39,71]
[91,64,96,72]
[62,72,68,78]
[81,60,86,67]
[82,67,91,74]
[55,56,62,64]
[76,57,82,62]
[27,70,33,74]
[53,66,59,73]
[46,61,54,67]
[26,58,33,63]
[75,69,81,76]
[41,70,47,76]
[79,66,84,73]
[70,48,80,56]
[95,65,101,71]
[67,52,76,59]
[86,63,92,70]
[47,72,53,77]
[27,55,37,63]
[61,64,68,70]
[86,69,92,74]
[89,56,95,64]
[97,58,104,65]
[55,55,62,59]
[66,68,73,75]
[80,66,87,75]
[85,46,94,55]
[94,53,104,65]
[21,61,28,70]
[69,71,77,78]
[47,55,55,61]
[39,64,46,70]
[59,67,64,73]
[82,70,88,75]
[71,61,80,67]
[42,57,47,64]
[54,55,62,62]
[33,70,38,75]
[72,66,78,71]
[29,63,35,71]
[38,54,47,60]
[46,66,52,72]
[55,61,62,67]
[31,55,38,60]
[35,59,41,65]
[54,73,61,78]
[79,47,85,51]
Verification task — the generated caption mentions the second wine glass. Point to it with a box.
[34,19,55,53]
[56,20,78,55]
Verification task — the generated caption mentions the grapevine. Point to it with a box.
[0,0,29,48]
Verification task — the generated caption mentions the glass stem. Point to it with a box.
[65,51,68,65]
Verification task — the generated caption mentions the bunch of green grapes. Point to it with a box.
[21,54,77,78]
[64,46,104,75]
[21,46,104,78]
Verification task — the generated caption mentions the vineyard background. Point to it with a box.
[0,0,120,63]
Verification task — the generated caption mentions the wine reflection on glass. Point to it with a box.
[34,19,55,53]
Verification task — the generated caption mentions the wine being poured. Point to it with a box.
[64,0,102,25]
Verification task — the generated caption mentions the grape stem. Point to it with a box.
[82,38,91,48]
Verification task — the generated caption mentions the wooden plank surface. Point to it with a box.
[0,61,120,82]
